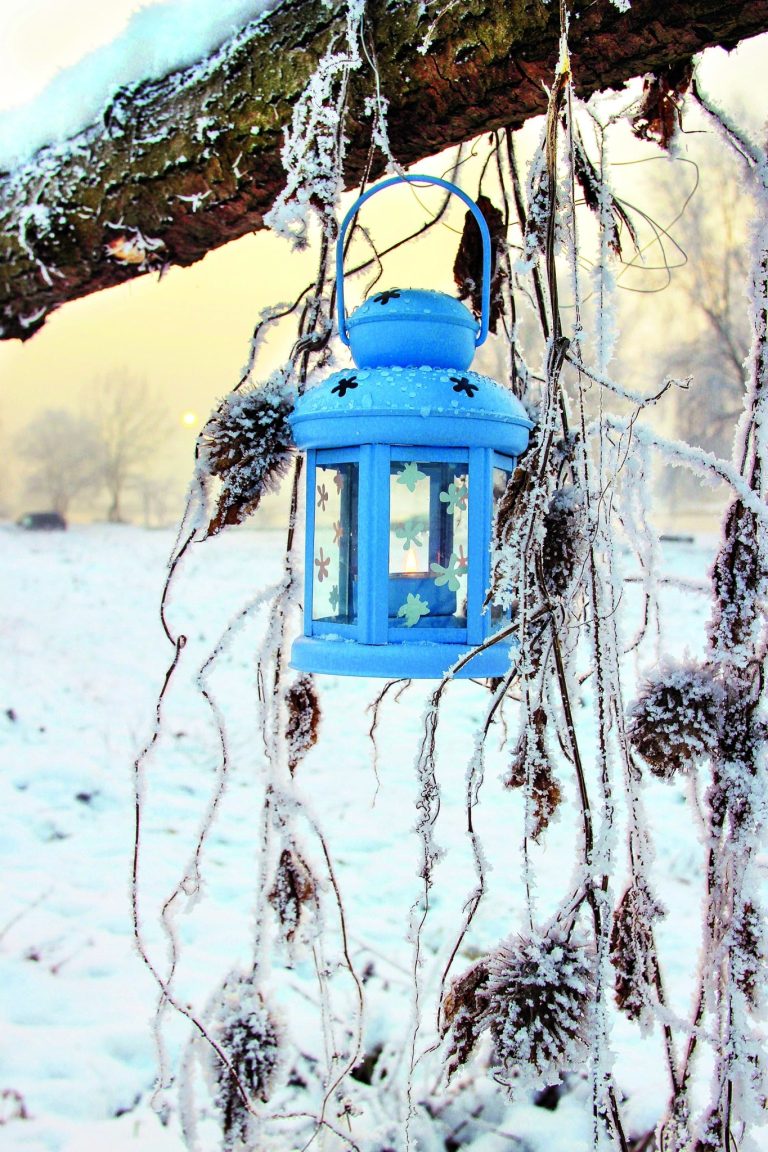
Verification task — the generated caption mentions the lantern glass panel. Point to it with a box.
[312,461,358,625]
[490,463,514,627]
[388,459,468,630]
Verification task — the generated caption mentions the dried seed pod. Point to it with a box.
[626,661,723,779]
[268,847,317,945]
[198,376,294,537]
[206,971,286,1149]
[571,128,637,258]
[610,884,663,1023]
[285,674,321,776]
[505,707,562,841]
[709,500,767,662]
[541,486,588,600]
[731,899,765,1010]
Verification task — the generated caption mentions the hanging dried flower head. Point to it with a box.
[285,674,321,776]
[198,373,295,537]
[505,707,562,841]
[485,930,595,1092]
[204,971,286,1150]
[443,930,595,1092]
[626,661,724,780]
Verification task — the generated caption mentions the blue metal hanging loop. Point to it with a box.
[336,173,492,350]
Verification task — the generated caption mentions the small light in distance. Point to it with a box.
[181,411,198,428]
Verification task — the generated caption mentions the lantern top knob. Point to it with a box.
[346,287,478,370]
[336,174,491,370]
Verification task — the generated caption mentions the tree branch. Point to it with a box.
[2,0,768,340]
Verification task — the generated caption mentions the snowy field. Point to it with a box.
[0,521,761,1152]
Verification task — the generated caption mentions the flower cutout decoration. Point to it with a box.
[455,544,468,573]
[316,483,329,511]
[331,376,358,398]
[373,289,401,305]
[333,470,345,494]
[395,517,426,550]
[333,520,343,545]
[431,553,464,592]
[451,376,479,398]
[439,480,468,516]
[315,548,330,583]
[397,593,430,628]
[396,461,427,493]
[329,584,339,612]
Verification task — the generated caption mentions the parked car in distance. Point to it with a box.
[16,511,67,531]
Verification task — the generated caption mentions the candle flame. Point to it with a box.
[404,547,419,574]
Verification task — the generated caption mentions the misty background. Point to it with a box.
[0,1,765,534]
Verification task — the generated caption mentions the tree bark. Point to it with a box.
[1,0,767,342]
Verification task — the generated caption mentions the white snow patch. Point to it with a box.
[0,0,278,170]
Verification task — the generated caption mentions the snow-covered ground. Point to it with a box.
[0,521,759,1152]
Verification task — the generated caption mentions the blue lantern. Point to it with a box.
[289,175,532,679]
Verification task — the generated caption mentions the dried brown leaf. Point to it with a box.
[453,195,506,334]
[631,60,693,150]
[285,674,321,776]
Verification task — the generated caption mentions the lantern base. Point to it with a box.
[290,634,517,680]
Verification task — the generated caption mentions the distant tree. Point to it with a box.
[131,472,178,529]
[17,408,100,516]
[664,148,749,457]
[86,376,168,523]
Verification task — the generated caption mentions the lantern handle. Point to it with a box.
[336,173,492,349]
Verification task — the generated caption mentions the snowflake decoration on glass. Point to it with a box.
[329,584,339,612]
[373,289,401,305]
[316,483,329,511]
[439,480,468,516]
[315,548,330,582]
[395,517,426,550]
[333,521,343,545]
[396,461,427,493]
[397,593,430,627]
[431,552,464,592]
[333,470,345,494]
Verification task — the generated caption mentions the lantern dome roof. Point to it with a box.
[289,364,533,456]
[346,288,478,370]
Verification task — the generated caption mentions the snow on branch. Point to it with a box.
[5,0,768,339]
